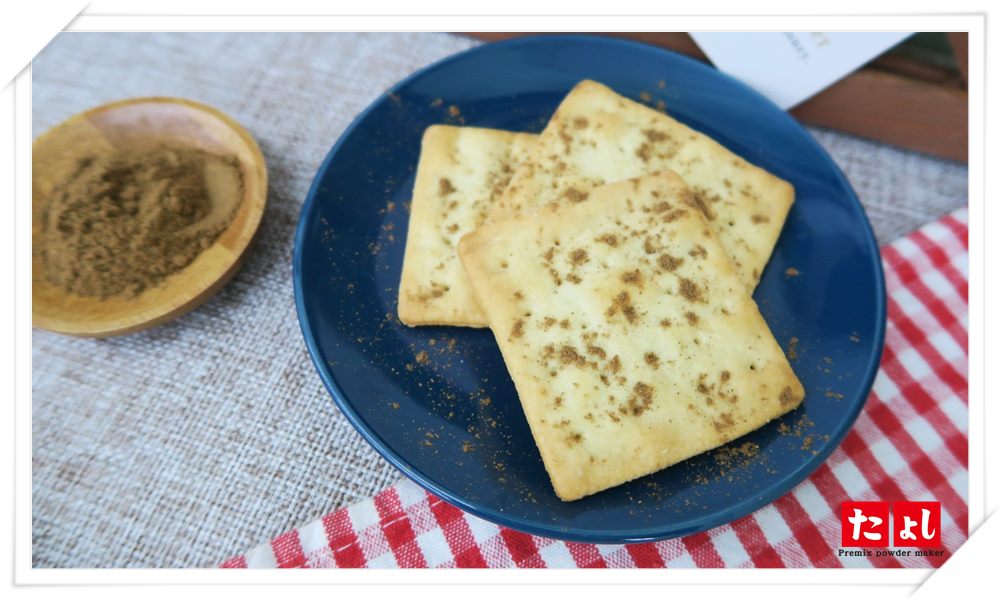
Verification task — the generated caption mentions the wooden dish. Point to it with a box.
[32,97,268,337]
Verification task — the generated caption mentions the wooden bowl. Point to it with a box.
[32,97,268,337]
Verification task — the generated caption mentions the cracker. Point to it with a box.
[490,79,794,289]
[398,125,536,327]
[459,173,804,501]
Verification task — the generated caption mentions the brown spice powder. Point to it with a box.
[40,146,243,298]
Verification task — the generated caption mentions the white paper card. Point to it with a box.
[690,32,913,110]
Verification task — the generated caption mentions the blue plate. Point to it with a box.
[294,35,886,543]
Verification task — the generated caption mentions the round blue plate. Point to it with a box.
[294,35,886,543]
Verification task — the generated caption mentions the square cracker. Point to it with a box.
[398,125,536,327]
[459,173,804,501]
[489,79,795,290]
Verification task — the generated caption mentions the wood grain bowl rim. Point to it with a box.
[32,96,268,337]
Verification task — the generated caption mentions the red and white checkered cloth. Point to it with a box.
[223,208,968,569]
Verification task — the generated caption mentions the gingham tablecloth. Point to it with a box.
[223,208,969,569]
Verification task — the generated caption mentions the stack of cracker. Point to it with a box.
[398,80,804,501]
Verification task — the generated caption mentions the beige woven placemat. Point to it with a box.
[31,32,968,568]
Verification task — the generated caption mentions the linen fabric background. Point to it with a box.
[31,32,968,567]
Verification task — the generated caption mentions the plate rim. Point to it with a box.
[293,34,888,543]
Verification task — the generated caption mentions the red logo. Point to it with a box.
[841,501,889,547]
[893,501,942,547]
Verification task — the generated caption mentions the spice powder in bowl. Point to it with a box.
[38,145,244,299]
